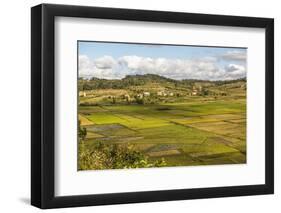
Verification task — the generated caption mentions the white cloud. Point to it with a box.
[79,55,121,79]
[224,64,246,79]
[221,50,247,61]
[79,55,94,78]
[94,55,116,69]
[79,55,246,81]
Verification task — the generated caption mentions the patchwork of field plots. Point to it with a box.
[79,98,246,167]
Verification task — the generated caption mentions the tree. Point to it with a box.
[201,88,209,96]
[112,96,116,104]
[134,95,144,105]
[78,120,87,141]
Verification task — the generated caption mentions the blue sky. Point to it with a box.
[78,41,247,81]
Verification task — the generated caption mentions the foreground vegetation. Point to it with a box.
[78,74,246,170]
[78,121,166,170]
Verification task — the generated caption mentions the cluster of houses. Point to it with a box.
[136,92,150,99]
[79,86,205,100]
[157,91,174,97]
[79,91,87,97]
[191,85,202,96]
[135,90,176,99]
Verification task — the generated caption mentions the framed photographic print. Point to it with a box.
[31,3,274,209]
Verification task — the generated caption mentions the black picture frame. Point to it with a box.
[31,3,274,209]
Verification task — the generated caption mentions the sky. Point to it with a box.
[78,41,247,81]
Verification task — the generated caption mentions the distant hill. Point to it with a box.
[79,74,246,91]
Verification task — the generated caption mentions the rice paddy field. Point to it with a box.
[79,96,246,167]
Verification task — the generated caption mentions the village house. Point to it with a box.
[157,91,163,96]
[191,86,198,96]
[143,92,150,97]
[157,91,167,96]
[124,94,131,102]
[136,93,143,99]
[79,91,87,97]
[191,90,197,96]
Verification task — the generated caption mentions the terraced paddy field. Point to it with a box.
[79,98,246,167]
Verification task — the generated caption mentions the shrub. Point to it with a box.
[78,142,166,170]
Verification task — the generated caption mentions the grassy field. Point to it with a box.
[79,92,246,168]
